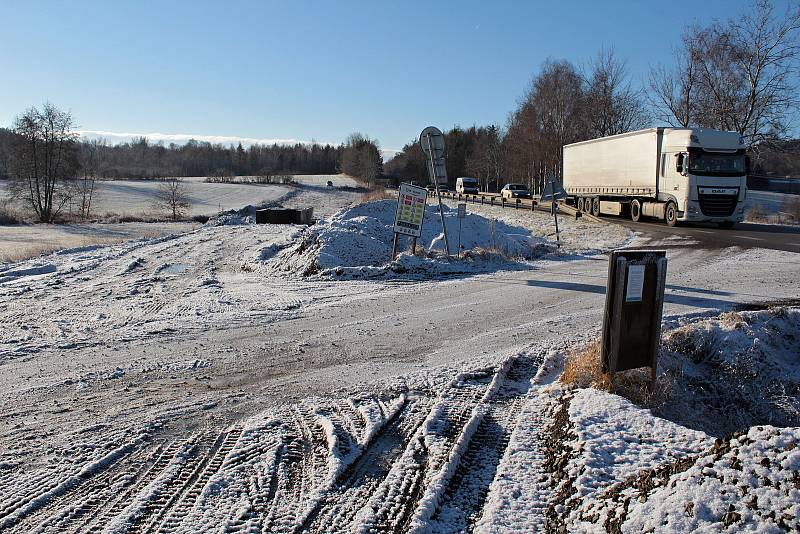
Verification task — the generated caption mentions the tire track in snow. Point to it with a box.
[22,444,159,533]
[297,394,432,533]
[121,426,242,534]
[153,425,243,532]
[352,368,498,533]
[427,354,542,533]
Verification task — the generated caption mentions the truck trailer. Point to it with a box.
[563,128,748,227]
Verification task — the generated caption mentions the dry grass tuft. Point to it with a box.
[561,340,674,410]
[360,186,391,203]
[0,200,23,225]
[782,194,800,223]
[560,342,611,391]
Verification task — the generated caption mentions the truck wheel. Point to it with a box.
[665,201,678,227]
[630,199,642,222]
[576,197,584,212]
[592,197,601,217]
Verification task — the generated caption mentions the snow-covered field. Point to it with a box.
[0,222,200,263]
[0,174,360,263]
[0,182,798,533]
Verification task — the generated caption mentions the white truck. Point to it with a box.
[563,128,749,227]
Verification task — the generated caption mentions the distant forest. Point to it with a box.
[0,128,344,179]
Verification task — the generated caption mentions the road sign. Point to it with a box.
[456,203,466,258]
[393,183,427,237]
[419,126,452,259]
[541,176,567,200]
[601,249,668,388]
[420,126,445,159]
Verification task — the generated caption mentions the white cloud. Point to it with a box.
[76,130,317,147]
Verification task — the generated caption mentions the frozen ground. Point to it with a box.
[0,184,798,532]
[0,222,199,263]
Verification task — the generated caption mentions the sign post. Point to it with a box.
[601,249,668,390]
[420,126,451,259]
[392,182,428,261]
[457,203,466,258]
[541,176,567,248]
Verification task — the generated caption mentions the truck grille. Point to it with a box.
[698,194,738,217]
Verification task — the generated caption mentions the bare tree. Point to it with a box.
[76,139,103,219]
[649,0,800,149]
[584,48,649,137]
[154,178,190,220]
[648,35,700,127]
[8,103,79,222]
[727,0,800,146]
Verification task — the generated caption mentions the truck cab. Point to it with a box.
[660,129,748,226]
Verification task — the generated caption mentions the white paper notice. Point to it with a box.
[625,265,645,302]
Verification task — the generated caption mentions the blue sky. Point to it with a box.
[1,0,753,154]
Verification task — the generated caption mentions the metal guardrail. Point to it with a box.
[435,191,606,223]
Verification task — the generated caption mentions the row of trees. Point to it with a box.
[0,112,381,222]
[339,133,383,184]
[0,131,344,181]
[387,0,800,192]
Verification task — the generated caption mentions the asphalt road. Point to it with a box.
[611,218,800,253]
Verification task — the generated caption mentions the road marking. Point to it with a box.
[737,236,761,241]
[694,230,714,234]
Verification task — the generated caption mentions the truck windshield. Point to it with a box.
[689,153,746,176]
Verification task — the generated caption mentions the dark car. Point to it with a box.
[501,183,532,199]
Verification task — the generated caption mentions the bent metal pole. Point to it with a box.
[425,132,451,259]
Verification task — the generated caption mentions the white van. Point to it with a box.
[455,177,480,194]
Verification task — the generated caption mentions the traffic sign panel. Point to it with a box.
[393,183,428,237]
[420,126,445,159]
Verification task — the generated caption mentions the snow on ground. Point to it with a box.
[263,198,632,280]
[0,174,360,263]
[0,179,798,532]
[747,190,798,214]
[479,306,800,533]
[0,177,290,217]
[0,221,199,263]
[438,196,633,255]
[267,199,564,279]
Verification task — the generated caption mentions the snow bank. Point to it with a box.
[269,199,557,278]
[657,306,800,436]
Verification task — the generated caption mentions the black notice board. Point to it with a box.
[601,249,667,375]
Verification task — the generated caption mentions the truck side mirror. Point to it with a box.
[675,153,684,174]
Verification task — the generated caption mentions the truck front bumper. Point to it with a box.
[678,199,745,222]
